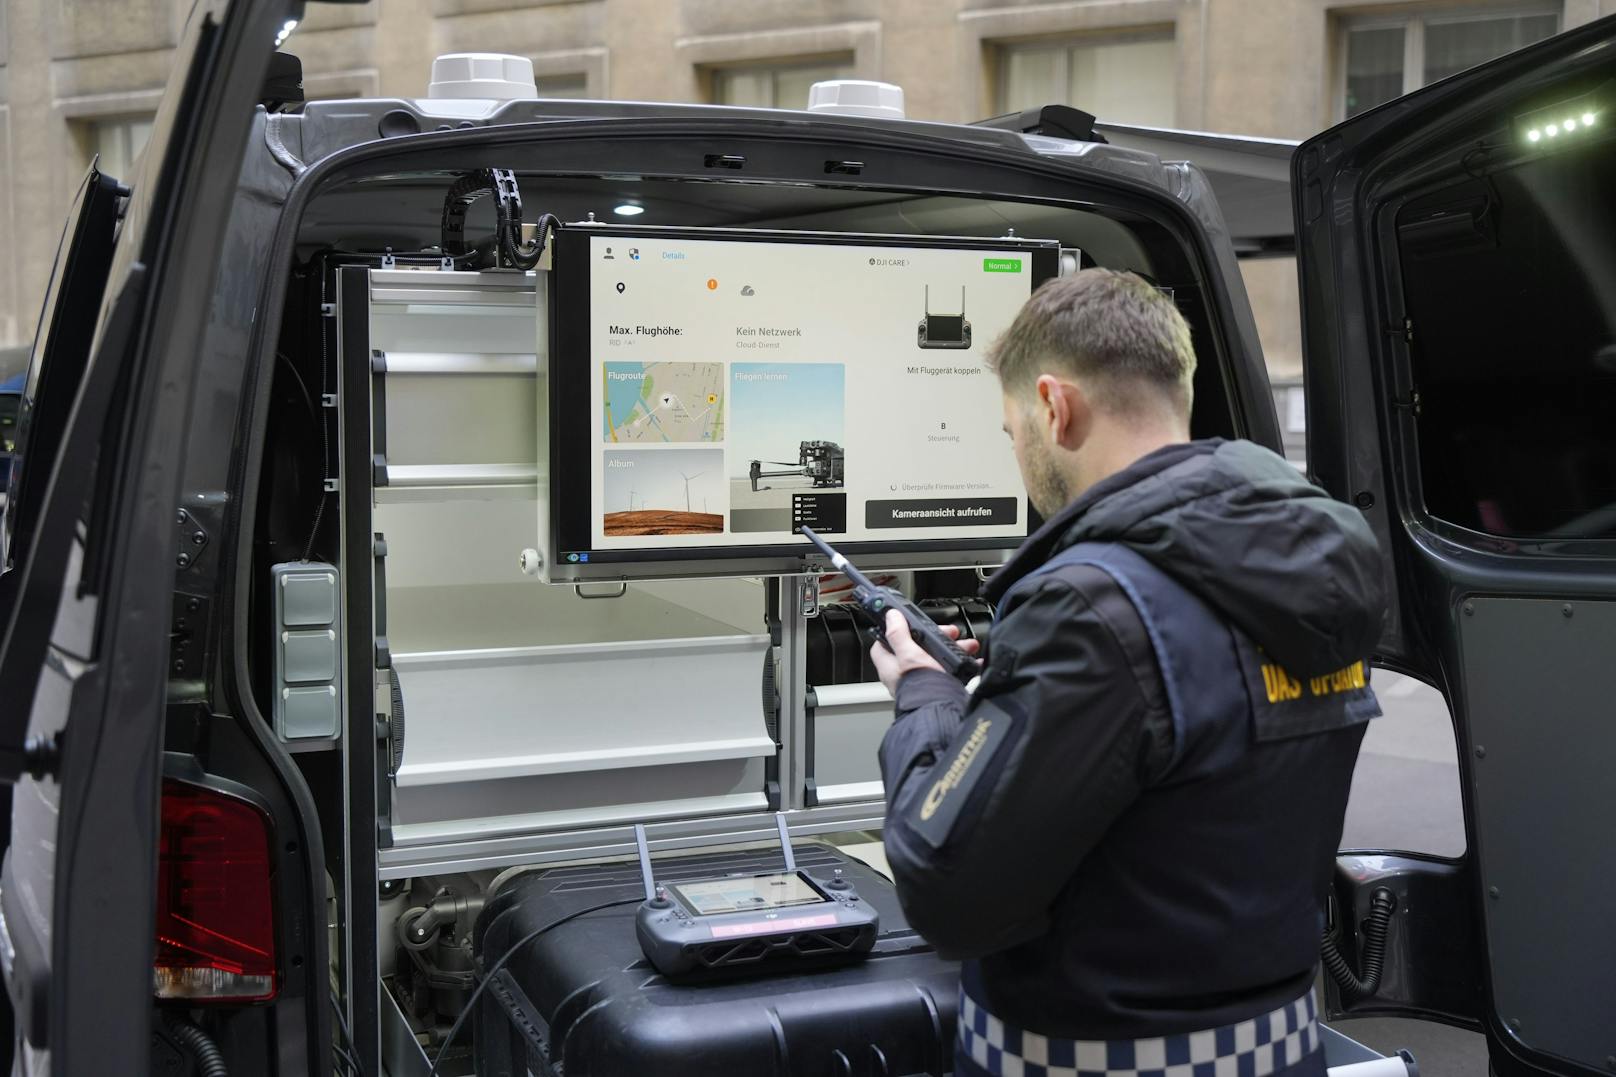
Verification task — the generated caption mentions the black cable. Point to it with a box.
[500,211,558,271]
[330,987,363,1077]
[330,989,354,1037]
[276,351,317,427]
[164,1015,230,1077]
[306,244,491,268]
[441,169,558,271]
[302,266,333,563]
[1320,887,1397,999]
[428,897,643,1076]
[444,241,498,268]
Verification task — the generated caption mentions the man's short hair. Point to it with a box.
[986,268,1197,418]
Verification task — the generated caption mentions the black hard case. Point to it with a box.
[474,844,959,1076]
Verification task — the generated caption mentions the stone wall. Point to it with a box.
[1,0,1609,384]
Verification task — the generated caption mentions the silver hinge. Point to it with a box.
[802,576,820,618]
[323,478,339,493]
[321,392,337,408]
[320,302,336,317]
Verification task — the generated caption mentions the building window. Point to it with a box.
[711,57,853,110]
[80,115,154,183]
[536,73,589,99]
[1340,8,1558,119]
[996,31,1176,127]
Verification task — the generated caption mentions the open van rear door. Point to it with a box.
[0,1,304,1072]
[1296,14,1616,1075]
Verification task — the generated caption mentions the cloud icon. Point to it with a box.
[740,284,755,296]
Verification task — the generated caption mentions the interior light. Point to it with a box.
[274,18,298,46]
[1564,117,1578,131]
[1528,129,1541,142]
[1583,112,1596,126]
[1547,124,1560,136]
[613,204,645,217]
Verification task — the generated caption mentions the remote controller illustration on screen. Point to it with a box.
[917,285,971,349]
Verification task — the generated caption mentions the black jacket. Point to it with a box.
[878,438,1386,1037]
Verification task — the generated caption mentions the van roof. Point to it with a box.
[280,96,1297,252]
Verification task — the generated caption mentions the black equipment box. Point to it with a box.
[474,844,959,1077]
[806,598,993,686]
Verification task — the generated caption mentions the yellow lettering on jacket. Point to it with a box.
[1263,660,1366,703]
[920,717,993,821]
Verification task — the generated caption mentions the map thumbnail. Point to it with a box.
[603,362,725,444]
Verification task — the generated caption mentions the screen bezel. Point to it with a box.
[548,224,1059,579]
[667,870,833,917]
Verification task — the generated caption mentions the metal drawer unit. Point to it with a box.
[344,267,851,880]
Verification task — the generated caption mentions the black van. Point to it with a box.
[0,2,1612,1075]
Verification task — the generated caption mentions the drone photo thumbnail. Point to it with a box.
[729,363,845,533]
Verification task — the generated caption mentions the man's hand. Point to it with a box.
[870,609,980,695]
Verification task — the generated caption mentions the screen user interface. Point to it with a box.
[570,233,1046,561]
[670,872,828,916]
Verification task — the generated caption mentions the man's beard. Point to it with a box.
[1020,418,1072,519]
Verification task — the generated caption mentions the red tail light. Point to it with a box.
[154,777,278,1001]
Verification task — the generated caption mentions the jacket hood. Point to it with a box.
[989,439,1386,678]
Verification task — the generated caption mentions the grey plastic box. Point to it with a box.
[272,563,342,744]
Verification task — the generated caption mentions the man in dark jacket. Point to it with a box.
[870,269,1386,1077]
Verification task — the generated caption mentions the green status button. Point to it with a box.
[983,257,1023,273]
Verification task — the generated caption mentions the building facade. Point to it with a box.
[1,0,1611,394]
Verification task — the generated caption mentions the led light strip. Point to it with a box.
[1527,110,1597,142]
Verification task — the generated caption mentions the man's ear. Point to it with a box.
[1036,374,1091,451]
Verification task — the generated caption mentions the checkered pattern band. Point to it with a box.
[957,986,1320,1077]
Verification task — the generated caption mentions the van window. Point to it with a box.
[1396,131,1616,540]
[1,169,120,575]
[0,389,19,456]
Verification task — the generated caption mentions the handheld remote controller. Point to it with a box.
[799,525,982,685]
[633,816,878,976]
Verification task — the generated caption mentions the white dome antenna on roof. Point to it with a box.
[805,80,906,120]
[429,53,538,101]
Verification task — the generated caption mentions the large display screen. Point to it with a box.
[548,226,1059,574]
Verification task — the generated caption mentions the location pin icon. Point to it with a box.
[616,281,626,294]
